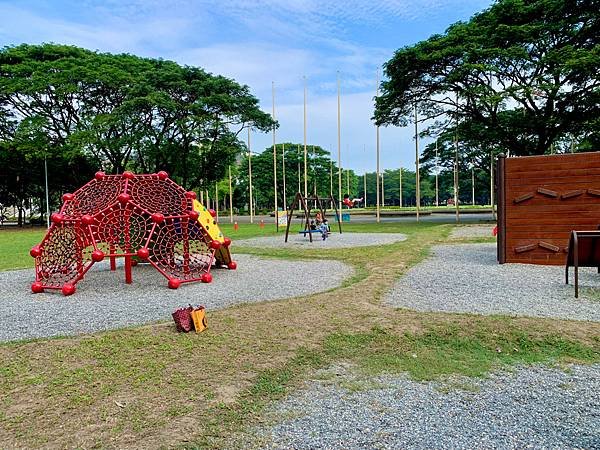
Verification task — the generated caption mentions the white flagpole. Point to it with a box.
[44,156,50,229]
[375,71,380,223]
[272,81,278,231]
[248,127,254,224]
[330,158,333,197]
[303,76,308,198]
[215,182,219,222]
[282,143,287,210]
[399,167,403,208]
[435,139,439,207]
[381,172,385,207]
[337,71,342,214]
[414,103,420,221]
[228,165,233,223]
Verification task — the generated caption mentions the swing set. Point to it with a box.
[284,193,342,243]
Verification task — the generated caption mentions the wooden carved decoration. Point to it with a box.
[587,189,600,197]
[514,243,537,253]
[538,241,560,252]
[537,187,558,198]
[561,190,584,199]
[513,192,534,204]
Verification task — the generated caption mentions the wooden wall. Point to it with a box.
[497,152,600,265]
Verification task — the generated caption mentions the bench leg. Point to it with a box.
[575,265,579,298]
[565,266,569,284]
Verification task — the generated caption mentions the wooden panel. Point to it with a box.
[498,152,600,265]
[505,167,600,181]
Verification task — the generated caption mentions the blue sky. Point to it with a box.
[0,0,492,173]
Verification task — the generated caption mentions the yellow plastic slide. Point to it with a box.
[192,199,232,267]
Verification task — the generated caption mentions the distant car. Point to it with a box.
[446,198,461,206]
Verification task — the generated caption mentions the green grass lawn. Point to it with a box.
[0,220,428,271]
[0,223,277,271]
[0,228,46,271]
[1,220,598,448]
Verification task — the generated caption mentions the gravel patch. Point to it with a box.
[246,363,600,449]
[236,232,407,249]
[0,254,353,342]
[386,243,600,322]
[450,225,496,239]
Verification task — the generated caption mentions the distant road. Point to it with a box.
[0,212,494,229]
[224,212,495,225]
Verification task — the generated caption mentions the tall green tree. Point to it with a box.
[374,0,600,155]
[0,43,274,197]
[234,143,349,210]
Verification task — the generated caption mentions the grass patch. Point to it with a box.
[1,220,598,448]
[0,228,45,271]
[579,287,600,302]
[322,324,599,381]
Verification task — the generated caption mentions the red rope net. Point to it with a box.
[30,171,235,296]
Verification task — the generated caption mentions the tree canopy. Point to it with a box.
[0,43,275,211]
[374,0,599,156]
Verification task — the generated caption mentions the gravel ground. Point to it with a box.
[236,232,407,249]
[0,254,353,342]
[245,363,600,449]
[386,243,600,322]
[450,225,496,239]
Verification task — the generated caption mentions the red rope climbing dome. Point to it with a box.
[30,171,235,296]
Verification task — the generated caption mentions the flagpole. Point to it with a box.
[381,172,385,207]
[44,156,50,229]
[215,182,219,222]
[490,152,496,220]
[454,91,460,223]
[337,71,342,214]
[345,169,348,197]
[472,165,475,206]
[376,70,380,223]
[228,165,233,223]
[312,145,317,196]
[297,144,301,194]
[303,76,308,199]
[399,167,403,208]
[282,143,287,210]
[363,144,367,207]
[364,172,367,207]
[414,103,420,221]
[329,158,333,197]
[272,81,278,231]
[435,139,439,207]
[248,127,254,224]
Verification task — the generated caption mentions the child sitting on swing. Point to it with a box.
[343,194,363,208]
[320,218,330,240]
[315,211,323,226]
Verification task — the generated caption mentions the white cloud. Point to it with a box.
[0,3,192,55]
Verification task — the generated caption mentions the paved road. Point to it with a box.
[1,213,494,230]
[222,212,495,225]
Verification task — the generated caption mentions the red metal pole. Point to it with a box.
[110,243,116,271]
[125,255,132,284]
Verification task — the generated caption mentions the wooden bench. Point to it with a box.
[565,230,600,298]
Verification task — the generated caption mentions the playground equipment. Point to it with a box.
[284,193,342,243]
[30,171,236,296]
[497,152,600,265]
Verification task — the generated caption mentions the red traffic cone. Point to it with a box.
[234,221,239,231]
[259,219,265,228]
